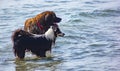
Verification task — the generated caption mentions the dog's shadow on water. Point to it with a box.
[14,57,62,71]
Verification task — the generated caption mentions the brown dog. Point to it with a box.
[24,11,62,34]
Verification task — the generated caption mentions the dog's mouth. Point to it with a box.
[53,23,58,26]
[57,33,65,37]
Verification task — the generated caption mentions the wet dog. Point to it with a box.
[12,26,64,59]
[24,11,62,34]
[24,11,64,52]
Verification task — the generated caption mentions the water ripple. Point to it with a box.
[0,0,120,71]
[78,8,120,18]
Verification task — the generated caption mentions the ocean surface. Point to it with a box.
[0,0,120,71]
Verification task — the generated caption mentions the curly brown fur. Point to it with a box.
[24,11,62,34]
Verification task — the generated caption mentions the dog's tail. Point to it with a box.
[12,29,24,42]
[12,29,31,42]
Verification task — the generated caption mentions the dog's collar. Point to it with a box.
[37,22,44,30]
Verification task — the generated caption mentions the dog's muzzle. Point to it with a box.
[57,33,65,37]
[54,17,62,23]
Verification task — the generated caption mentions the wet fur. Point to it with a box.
[24,11,62,34]
[12,27,57,59]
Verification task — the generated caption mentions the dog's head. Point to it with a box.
[52,24,65,37]
[41,11,62,26]
[45,25,65,40]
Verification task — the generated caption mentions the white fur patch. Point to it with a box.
[33,34,42,38]
[45,27,55,40]
[45,50,51,57]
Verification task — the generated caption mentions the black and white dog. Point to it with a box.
[12,26,64,59]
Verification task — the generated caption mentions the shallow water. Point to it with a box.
[0,0,120,71]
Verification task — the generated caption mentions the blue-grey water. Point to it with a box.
[0,0,120,71]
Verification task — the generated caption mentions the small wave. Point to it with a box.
[88,42,108,47]
[0,16,14,20]
[79,12,94,18]
[22,4,43,8]
[44,0,71,3]
[79,9,120,18]
[93,9,120,17]
[68,18,83,23]
[85,1,107,4]
[0,8,28,20]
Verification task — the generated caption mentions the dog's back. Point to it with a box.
[12,29,32,42]
[12,28,54,59]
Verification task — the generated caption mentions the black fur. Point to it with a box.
[12,27,64,59]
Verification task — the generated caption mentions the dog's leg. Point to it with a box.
[15,47,25,59]
[13,46,16,56]
[37,50,46,57]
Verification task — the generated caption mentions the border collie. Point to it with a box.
[12,26,64,59]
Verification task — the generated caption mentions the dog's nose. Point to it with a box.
[54,17,62,23]
[58,33,65,37]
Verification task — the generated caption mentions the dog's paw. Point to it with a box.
[45,50,51,57]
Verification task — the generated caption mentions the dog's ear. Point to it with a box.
[44,13,54,26]
[45,14,53,22]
